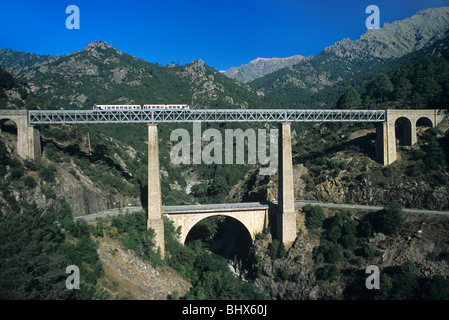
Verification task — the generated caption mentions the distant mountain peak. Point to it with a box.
[85,41,113,50]
[224,54,307,83]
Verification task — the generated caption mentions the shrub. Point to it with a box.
[39,164,57,183]
[357,220,373,238]
[268,239,286,259]
[317,264,339,282]
[23,175,37,188]
[372,201,404,235]
[341,233,357,250]
[363,243,377,258]
[304,205,326,229]
[315,243,343,264]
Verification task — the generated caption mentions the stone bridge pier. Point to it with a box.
[146,122,298,257]
[0,109,41,161]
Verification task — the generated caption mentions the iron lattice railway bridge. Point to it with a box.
[28,109,386,124]
[1,107,446,258]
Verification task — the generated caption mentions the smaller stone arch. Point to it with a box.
[416,116,434,128]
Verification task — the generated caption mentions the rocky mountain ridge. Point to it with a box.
[249,7,449,106]
[2,41,268,111]
[224,55,308,83]
[326,7,449,60]
[0,49,56,77]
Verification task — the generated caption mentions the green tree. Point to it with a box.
[417,276,449,300]
[392,76,413,105]
[416,77,443,107]
[268,239,287,259]
[363,243,377,258]
[0,68,16,90]
[304,205,326,229]
[372,201,404,235]
[336,86,362,109]
[0,203,73,299]
[364,73,394,108]
[317,264,338,282]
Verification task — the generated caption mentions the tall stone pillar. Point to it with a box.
[147,124,165,259]
[278,122,296,249]
[27,125,41,162]
[410,121,417,146]
[376,112,397,166]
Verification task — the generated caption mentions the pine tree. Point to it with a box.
[364,73,394,108]
[336,86,362,109]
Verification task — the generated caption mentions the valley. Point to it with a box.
[1,6,449,301]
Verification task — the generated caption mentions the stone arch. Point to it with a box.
[179,212,254,245]
[184,215,253,259]
[0,118,19,154]
[0,118,18,132]
[164,207,268,247]
[395,116,412,146]
[416,116,433,128]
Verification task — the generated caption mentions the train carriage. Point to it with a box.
[142,104,190,110]
[93,104,190,110]
[93,105,141,110]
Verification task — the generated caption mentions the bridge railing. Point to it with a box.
[28,109,386,124]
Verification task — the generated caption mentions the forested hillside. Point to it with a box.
[1,6,449,301]
[249,7,449,109]
[250,35,449,110]
[12,41,269,111]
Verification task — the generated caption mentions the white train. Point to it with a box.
[93,104,190,111]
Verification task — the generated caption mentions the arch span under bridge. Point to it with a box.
[1,108,447,258]
[163,202,270,245]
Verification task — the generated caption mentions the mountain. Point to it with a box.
[1,41,276,210]
[0,49,56,77]
[224,55,308,83]
[326,7,449,60]
[8,41,268,110]
[249,7,449,107]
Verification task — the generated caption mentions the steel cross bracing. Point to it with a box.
[28,109,386,124]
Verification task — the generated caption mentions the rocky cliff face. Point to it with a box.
[0,125,141,218]
[309,175,449,210]
[98,236,191,299]
[251,233,319,299]
[15,158,140,218]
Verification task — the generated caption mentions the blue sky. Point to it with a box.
[1,0,448,70]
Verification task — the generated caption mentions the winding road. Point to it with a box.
[76,200,449,222]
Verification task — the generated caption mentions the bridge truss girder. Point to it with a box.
[28,109,386,124]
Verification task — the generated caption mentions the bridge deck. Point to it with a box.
[28,109,386,124]
[77,202,271,221]
[163,202,270,214]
